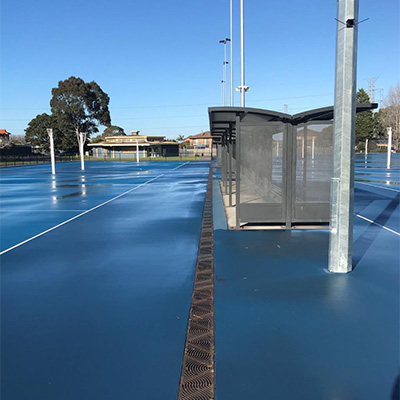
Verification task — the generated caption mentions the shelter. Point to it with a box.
[209,104,377,229]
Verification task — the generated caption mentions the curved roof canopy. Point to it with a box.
[208,104,378,138]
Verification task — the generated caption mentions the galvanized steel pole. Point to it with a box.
[230,0,234,106]
[328,0,359,273]
[240,0,245,107]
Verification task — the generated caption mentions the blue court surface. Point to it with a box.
[214,154,399,400]
[1,161,210,399]
[1,155,399,400]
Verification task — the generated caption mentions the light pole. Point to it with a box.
[46,128,56,175]
[219,38,230,106]
[230,0,234,106]
[235,0,249,107]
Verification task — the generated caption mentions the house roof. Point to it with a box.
[0,129,11,135]
[185,131,213,140]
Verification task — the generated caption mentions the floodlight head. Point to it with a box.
[226,38,231,42]
[219,40,225,43]
[46,128,53,135]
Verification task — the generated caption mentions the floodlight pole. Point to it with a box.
[365,138,368,155]
[47,128,56,175]
[240,0,245,107]
[220,38,230,106]
[230,0,234,106]
[387,127,392,169]
[78,132,87,171]
[328,0,359,273]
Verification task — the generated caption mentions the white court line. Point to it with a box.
[173,161,190,170]
[356,181,400,193]
[355,214,400,237]
[0,210,86,213]
[0,174,164,256]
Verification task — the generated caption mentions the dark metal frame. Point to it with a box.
[209,104,377,229]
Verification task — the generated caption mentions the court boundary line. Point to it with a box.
[355,214,400,236]
[0,174,164,256]
[356,181,400,193]
[173,161,190,170]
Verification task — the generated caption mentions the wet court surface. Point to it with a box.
[1,161,210,399]
[214,154,399,400]
[1,155,399,399]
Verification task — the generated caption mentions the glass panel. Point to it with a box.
[240,122,285,205]
[295,123,333,203]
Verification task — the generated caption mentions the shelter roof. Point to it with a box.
[208,104,378,138]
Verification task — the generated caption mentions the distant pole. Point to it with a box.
[328,0,359,273]
[78,132,87,171]
[230,0,234,106]
[387,127,392,169]
[136,140,140,163]
[365,138,368,155]
[240,0,245,107]
[47,128,56,175]
[220,38,230,106]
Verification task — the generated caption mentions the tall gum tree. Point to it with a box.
[50,76,111,169]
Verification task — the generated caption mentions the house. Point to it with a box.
[0,129,11,147]
[88,131,179,158]
[183,131,214,149]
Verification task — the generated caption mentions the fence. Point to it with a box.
[0,155,78,167]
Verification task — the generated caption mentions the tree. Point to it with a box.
[380,83,400,150]
[50,76,111,168]
[355,88,374,150]
[25,113,76,153]
[102,125,126,137]
[91,136,104,144]
[176,134,185,142]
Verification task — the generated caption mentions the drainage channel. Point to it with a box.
[177,163,215,400]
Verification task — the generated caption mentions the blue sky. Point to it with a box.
[1,0,399,139]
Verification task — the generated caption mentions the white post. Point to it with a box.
[240,0,245,107]
[136,140,140,163]
[328,0,359,273]
[78,132,86,171]
[365,138,368,155]
[301,137,305,159]
[312,136,315,160]
[47,128,56,175]
[387,127,392,169]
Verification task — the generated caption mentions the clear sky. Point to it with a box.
[1,0,399,139]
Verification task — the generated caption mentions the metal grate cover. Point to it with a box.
[178,163,215,400]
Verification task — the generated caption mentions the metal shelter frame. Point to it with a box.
[209,104,377,229]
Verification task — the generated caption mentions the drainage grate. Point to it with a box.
[178,163,215,400]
